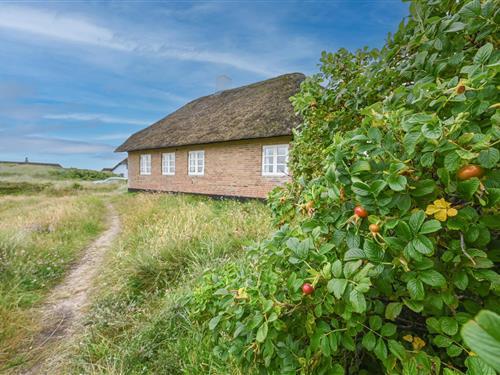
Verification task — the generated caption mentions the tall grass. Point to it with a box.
[0,195,107,369]
[0,163,125,196]
[67,194,272,374]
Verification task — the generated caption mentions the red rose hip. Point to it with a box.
[354,206,368,218]
[302,283,314,295]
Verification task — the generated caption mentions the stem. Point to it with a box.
[459,233,476,266]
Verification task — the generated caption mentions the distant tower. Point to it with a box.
[24,157,29,163]
[216,75,232,91]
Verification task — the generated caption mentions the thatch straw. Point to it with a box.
[115,73,304,152]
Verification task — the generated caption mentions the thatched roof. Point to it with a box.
[115,73,304,152]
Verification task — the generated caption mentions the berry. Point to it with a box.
[457,165,484,181]
[369,224,380,233]
[354,206,368,218]
[302,283,314,295]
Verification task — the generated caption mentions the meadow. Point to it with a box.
[0,163,121,370]
[0,164,273,373]
[63,193,271,374]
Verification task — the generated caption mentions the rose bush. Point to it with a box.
[191,0,499,373]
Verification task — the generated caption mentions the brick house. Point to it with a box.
[115,73,304,199]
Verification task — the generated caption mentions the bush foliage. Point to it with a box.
[50,168,114,181]
[192,0,499,374]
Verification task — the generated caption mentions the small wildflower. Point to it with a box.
[425,198,458,221]
[412,336,426,351]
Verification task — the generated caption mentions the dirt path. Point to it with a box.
[18,204,120,374]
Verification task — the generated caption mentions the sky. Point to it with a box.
[0,0,408,170]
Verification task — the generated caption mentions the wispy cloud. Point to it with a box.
[43,113,149,126]
[93,133,131,141]
[0,5,277,76]
[0,134,114,154]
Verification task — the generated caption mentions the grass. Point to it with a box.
[0,163,125,196]
[63,193,272,374]
[0,193,109,369]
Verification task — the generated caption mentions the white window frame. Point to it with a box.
[140,154,151,175]
[188,150,205,176]
[162,152,175,175]
[262,144,289,177]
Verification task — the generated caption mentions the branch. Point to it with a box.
[460,233,476,266]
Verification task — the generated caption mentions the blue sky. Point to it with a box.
[0,0,408,170]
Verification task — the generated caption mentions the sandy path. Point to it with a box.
[18,204,120,374]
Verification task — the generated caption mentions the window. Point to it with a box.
[262,144,289,176]
[162,152,175,175]
[188,150,205,176]
[139,154,151,175]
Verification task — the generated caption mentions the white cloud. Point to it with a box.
[43,113,149,126]
[0,135,114,154]
[0,5,277,76]
[93,133,131,141]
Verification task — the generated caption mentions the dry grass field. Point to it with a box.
[0,164,273,374]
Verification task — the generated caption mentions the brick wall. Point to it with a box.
[127,136,292,198]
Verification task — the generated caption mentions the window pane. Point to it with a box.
[277,155,287,164]
[277,146,288,156]
[265,165,273,173]
[264,148,274,156]
[265,156,273,165]
[277,164,286,173]
[198,151,204,159]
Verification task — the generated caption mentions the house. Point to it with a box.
[102,159,127,177]
[115,73,305,199]
[111,158,128,178]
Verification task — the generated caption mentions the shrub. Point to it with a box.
[50,168,114,181]
[191,1,499,374]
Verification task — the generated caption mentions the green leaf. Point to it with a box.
[388,339,407,361]
[478,148,499,168]
[381,322,397,337]
[344,248,365,261]
[458,178,481,200]
[385,302,403,321]
[440,317,459,336]
[369,315,383,330]
[474,43,493,65]
[422,122,442,139]
[374,337,387,360]
[343,260,362,278]
[447,344,463,357]
[396,221,412,241]
[465,357,496,375]
[351,160,372,174]
[331,364,344,375]
[407,278,425,300]
[412,179,436,197]
[327,278,348,299]
[411,235,434,255]
[434,335,453,347]
[461,310,500,372]
[331,259,343,278]
[362,331,376,351]
[444,151,461,171]
[349,289,366,313]
[420,152,434,167]
[420,269,446,287]
[209,315,222,330]
[409,210,425,233]
[419,220,441,234]
[388,174,407,191]
[320,335,331,356]
[256,322,268,343]
[446,22,466,33]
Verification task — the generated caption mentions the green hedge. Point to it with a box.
[191,1,499,374]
